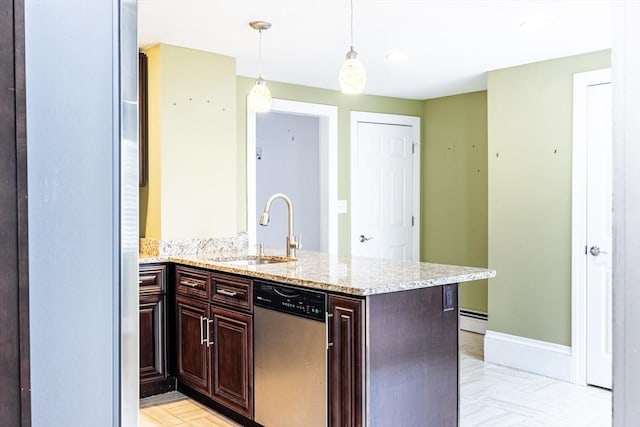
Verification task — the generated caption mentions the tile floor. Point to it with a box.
[139,331,612,427]
[459,332,611,427]
[139,393,240,427]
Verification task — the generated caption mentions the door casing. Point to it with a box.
[247,99,338,254]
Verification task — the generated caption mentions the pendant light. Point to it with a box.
[248,21,272,112]
[339,0,366,94]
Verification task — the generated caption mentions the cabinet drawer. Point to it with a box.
[139,264,166,295]
[176,266,210,300]
[211,273,252,312]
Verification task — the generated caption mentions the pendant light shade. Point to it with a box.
[248,77,272,113]
[339,47,366,94]
[248,21,272,113]
[340,0,366,94]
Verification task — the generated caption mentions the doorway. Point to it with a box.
[350,112,420,261]
[247,99,338,253]
[255,112,321,250]
[572,68,613,389]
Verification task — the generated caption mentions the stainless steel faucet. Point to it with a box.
[258,193,300,258]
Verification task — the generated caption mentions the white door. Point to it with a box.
[350,113,419,261]
[585,81,613,389]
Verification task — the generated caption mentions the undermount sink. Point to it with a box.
[217,255,295,266]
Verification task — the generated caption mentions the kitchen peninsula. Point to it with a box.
[139,245,495,427]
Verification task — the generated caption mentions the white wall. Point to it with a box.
[256,112,320,251]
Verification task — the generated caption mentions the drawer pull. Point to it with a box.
[180,279,200,288]
[217,288,238,297]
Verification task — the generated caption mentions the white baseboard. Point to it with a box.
[459,311,488,335]
[484,330,573,382]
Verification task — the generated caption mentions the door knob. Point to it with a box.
[359,235,374,243]
[589,245,608,256]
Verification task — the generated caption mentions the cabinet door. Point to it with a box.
[328,296,364,427]
[210,306,253,418]
[139,294,166,387]
[176,296,210,395]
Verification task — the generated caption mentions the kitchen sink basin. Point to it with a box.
[217,255,295,266]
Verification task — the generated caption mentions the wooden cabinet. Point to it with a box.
[165,264,459,427]
[328,286,459,427]
[210,306,253,417]
[139,294,165,383]
[139,264,174,397]
[176,295,210,395]
[328,295,364,427]
[174,266,254,420]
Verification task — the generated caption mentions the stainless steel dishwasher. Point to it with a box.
[253,280,327,427]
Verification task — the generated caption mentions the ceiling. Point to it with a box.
[138,0,612,100]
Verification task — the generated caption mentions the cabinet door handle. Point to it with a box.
[180,279,200,288]
[326,312,334,349]
[206,319,214,347]
[199,315,206,345]
[217,288,238,297]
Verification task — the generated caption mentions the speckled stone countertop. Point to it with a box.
[140,250,495,297]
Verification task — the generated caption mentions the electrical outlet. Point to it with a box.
[442,285,455,311]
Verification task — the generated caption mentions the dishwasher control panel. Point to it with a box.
[254,281,326,322]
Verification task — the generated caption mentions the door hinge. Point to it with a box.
[411,216,415,226]
[412,142,415,154]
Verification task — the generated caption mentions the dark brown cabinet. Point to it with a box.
[210,306,253,417]
[328,286,459,427]
[139,264,174,397]
[176,295,210,395]
[328,295,364,427]
[174,266,254,420]
[144,263,459,427]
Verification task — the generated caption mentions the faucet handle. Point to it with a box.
[296,234,301,250]
[256,242,265,257]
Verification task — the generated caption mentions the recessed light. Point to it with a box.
[519,17,556,32]
[385,51,408,62]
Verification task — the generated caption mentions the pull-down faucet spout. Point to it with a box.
[259,193,300,258]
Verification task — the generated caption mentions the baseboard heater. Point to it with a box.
[459,309,488,334]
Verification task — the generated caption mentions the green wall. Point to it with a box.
[487,50,610,346]
[422,92,488,313]
[236,77,423,255]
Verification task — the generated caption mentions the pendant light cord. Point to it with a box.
[350,0,354,50]
[258,28,263,77]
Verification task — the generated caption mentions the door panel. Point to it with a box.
[176,296,210,395]
[139,294,166,384]
[210,306,253,418]
[352,121,415,261]
[328,296,363,427]
[586,82,613,389]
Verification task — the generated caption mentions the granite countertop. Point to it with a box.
[140,250,495,296]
